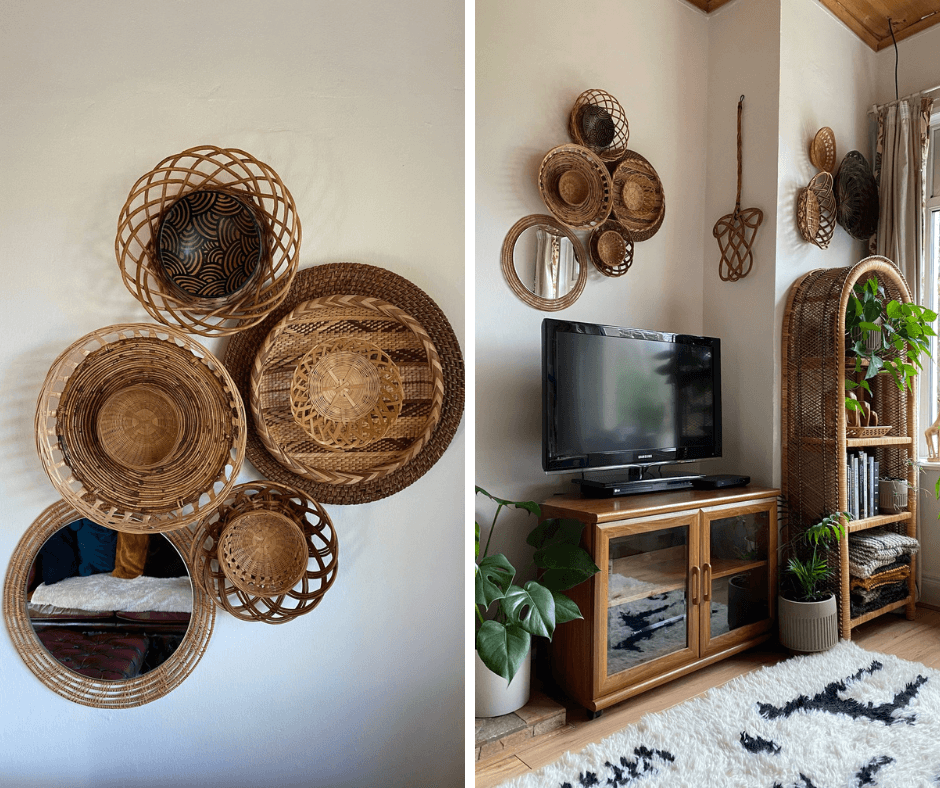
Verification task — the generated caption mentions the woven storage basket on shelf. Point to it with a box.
[610,151,666,241]
[115,145,301,336]
[809,127,837,173]
[797,171,837,249]
[3,500,214,708]
[537,144,612,229]
[834,150,879,241]
[588,219,634,277]
[224,263,464,505]
[35,323,246,532]
[567,89,630,163]
[190,482,338,624]
[251,294,442,486]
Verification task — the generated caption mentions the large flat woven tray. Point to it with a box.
[223,263,463,505]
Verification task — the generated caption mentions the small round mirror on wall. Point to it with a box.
[3,501,214,708]
[501,214,588,311]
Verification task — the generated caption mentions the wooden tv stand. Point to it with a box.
[542,485,779,715]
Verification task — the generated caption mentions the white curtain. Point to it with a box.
[871,96,934,304]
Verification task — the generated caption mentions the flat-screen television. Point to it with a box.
[542,318,721,474]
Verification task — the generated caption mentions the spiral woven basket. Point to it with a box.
[588,219,634,277]
[190,482,338,624]
[810,126,837,173]
[251,294,442,485]
[537,144,612,229]
[217,510,309,597]
[115,145,301,336]
[3,500,214,708]
[35,323,246,532]
[567,89,630,162]
[834,150,879,241]
[610,151,666,241]
[797,171,836,249]
[224,263,464,505]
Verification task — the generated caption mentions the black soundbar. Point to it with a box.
[574,474,703,498]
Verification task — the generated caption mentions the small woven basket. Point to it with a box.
[610,151,666,241]
[588,219,634,277]
[537,144,612,229]
[35,323,246,532]
[115,145,301,336]
[567,89,630,162]
[218,510,309,597]
[190,482,339,624]
[809,127,837,173]
[797,171,836,249]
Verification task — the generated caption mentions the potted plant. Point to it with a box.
[844,276,936,414]
[475,486,598,717]
[778,511,849,653]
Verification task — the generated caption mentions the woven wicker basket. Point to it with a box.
[190,482,339,624]
[588,219,634,277]
[810,127,837,173]
[797,171,836,249]
[538,144,612,229]
[834,151,879,241]
[218,510,309,597]
[115,145,301,336]
[610,151,666,241]
[3,500,214,708]
[567,89,630,162]
[35,323,246,532]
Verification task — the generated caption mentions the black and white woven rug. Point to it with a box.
[497,641,940,787]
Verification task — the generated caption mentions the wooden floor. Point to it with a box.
[475,606,940,788]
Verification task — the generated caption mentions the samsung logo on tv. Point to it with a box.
[638,454,653,460]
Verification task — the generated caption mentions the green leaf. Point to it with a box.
[885,300,903,319]
[503,582,556,639]
[552,591,583,625]
[475,521,480,559]
[534,543,599,591]
[475,486,541,518]
[526,517,585,550]
[475,553,515,607]
[476,620,531,683]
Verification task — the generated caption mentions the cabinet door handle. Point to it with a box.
[703,562,712,603]
[690,565,700,606]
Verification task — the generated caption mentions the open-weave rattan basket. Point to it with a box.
[588,219,634,277]
[190,482,338,624]
[115,145,301,336]
[217,510,309,597]
[810,127,837,173]
[35,323,246,532]
[3,500,214,708]
[797,171,836,249]
[224,263,464,505]
[567,89,630,163]
[537,144,612,229]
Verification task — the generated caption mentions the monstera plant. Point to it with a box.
[475,486,599,683]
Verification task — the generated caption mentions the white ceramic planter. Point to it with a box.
[878,479,908,514]
[475,649,531,718]
[778,594,838,653]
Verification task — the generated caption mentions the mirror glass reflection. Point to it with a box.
[513,224,580,300]
[26,519,192,681]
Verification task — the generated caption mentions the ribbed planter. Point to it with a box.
[778,594,838,653]
[474,650,531,718]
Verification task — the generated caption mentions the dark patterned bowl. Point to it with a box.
[157,189,263,300]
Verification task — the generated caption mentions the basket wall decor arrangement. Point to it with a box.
[35,323,246,532]
[224,263,464,505]
[190,482,338,624]
[567,88,630,163]
[3,500,214,708]
[115,145,301,336]
[797,171,837,249]
[610,150,666,242]
[500,214,588,310]
[537,144,612,230]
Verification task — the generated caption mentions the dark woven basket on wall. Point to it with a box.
[834,150,879,241]
[567,89,630,163]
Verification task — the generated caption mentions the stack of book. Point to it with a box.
[845,450,878,520]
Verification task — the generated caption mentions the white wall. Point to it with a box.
[0,2,464,787]
[475,0,710,577]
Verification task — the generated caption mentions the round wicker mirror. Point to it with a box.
[501,214,588,311]
[3,501,214,708]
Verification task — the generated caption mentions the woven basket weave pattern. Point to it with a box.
[567,89,630,162]
[538,144,612,229]
[115,145,301,336]
[218,510,309,596]
[611,151,665,241]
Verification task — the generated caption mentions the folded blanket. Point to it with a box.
[849,581,909,618]
[848,527,919,579]
[30,574,192,613]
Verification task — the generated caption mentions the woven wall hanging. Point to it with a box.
[190,482,338,624]
[3,500,214,707]
[35,323,246,532]
[713,95,763,282]
[115,145,301,336]
[834,150,879,241]
[610,151,666,242]
[567,88,630,163]
[809,127,837,174]
[797,171,836,249]
[537,144,612,229]
[588,219,634,277]
[223,263,464,505]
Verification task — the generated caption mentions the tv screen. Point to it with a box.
[542,319,721,473]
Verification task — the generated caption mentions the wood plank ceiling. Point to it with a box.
[685,0,940,50]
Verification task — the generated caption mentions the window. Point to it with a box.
[922,111,940,457]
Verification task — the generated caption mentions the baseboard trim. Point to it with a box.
[920,574,940,608]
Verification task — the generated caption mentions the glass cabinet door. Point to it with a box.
[599,516,699,694]
[700,501,776,656]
